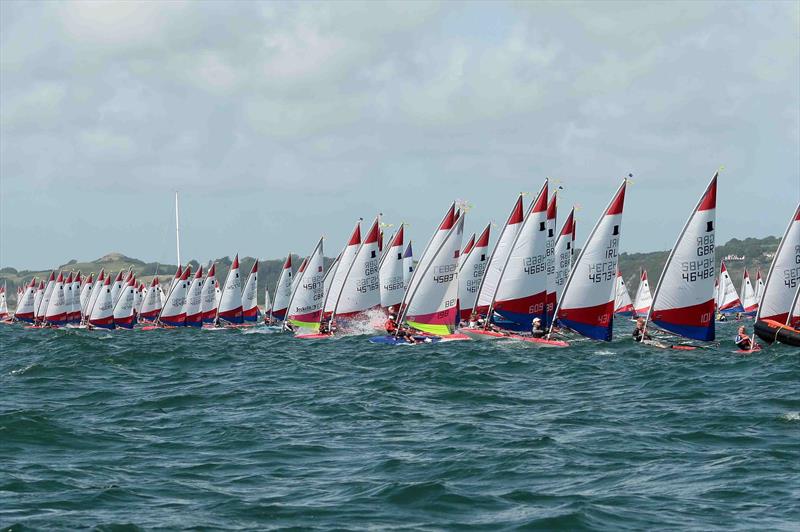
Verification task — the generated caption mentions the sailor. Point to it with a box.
[530,317,545,338]
[468,311,479,328]
[717,312,727,322]
[735,326,754,351]
[632,317,651,342]
[384,314,398,334]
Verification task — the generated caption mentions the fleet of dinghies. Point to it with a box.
[3,173,800,350]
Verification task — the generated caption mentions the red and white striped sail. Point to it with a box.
[287,238,325,329]
[200,264,218,323]
[84,270,104,319]
[241,261,259,322]
[140,277,163,321]
[217,255,243,324]
[614,270,634,315]
[553,180,626,341]
[633,269,653,317]
[44,273,69,325]
[324,222,362,316]
[740,269,758,315]
[160,266,191,326]
[89,276,115,329]
[717,261,743,313]
[379,225,406,309]
[545,193,558,321]
[492,181,550,330]
[646,173,717,341]
[403,242,414,287]
[756,204,800,325]
[183,266,205,327]
[474,196,525,315]
[271,255,293,320]
[333,217,382,321]
[400,210,465,335]
[36,272,56,321]
[549,208,575,325]
[112,278,137,329]
[14,278,37,322]
[458,223,490,320]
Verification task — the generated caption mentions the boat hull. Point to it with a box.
[754,319,800,347]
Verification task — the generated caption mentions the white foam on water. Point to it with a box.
[781,412,799,422]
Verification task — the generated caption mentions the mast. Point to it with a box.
[175,191,181,268]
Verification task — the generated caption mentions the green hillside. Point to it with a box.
[0,236,782,306]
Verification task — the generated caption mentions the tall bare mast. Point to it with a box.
[175,191,181,267]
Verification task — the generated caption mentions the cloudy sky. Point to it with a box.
[1,1,798,269]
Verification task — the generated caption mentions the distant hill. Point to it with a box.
[0,236,782,306]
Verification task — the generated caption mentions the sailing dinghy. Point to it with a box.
[216,255,243,325]
[112,277,137,329]
[270,255,293,323]
[89,276,115,329]
[717,260,744,315]
[633,269,653,317]
[241,261,259,323]
[379,225,406,311]
[740,269,758,316]
[613,270,634,316]
[184,266,205,327]
[14,278,37,323]
[642,173,718,348]
[156,266,191,327]
[0,283,8,321]
[458,223,490,321]
[140,277,163,322]
[549,179,627,342]
[370,205,465,344]
[285,238,325,331]
[43,273,69,326]
[199,264,217,323]
[754,204,800,346]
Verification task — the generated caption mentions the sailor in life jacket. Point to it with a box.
[735,326,753,350]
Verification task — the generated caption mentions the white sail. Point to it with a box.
[200,264,218,323]
[332,216,381,320]
[241,261,259,322]
[112,278,137,328]
[15,278,37,322]
[717,261,743,313]
[474,196,524,314]
[44,273,70,325]
[286,238,325,329]
[140,278,164,321]
[36,272,56,321]
[217,255,243,324]
[324,222,362,315]
[646,173,717,341]
[756,204,800,325]
[109,271,125,306]
[740,269,758,314]
[160,266,191,326]
[0,284,7,320]
[89,276,115,329]
[379,225,406,309]
[183,266,205,327]
[492,180,550,330]
[614,270,634,315]
[552,180,626,341]
[271,255,293,321]
[79,273,94,317]
[401,211,465,336]
[458,223,490,321]
[633,269,653,317]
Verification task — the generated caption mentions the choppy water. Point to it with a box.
[1,320,798,530]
